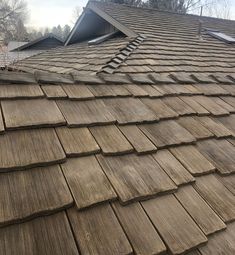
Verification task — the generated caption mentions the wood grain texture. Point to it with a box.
[194,96,229,116]
[140,85,162,97]
[125,84,149,96]
[0,165,73,225]
[218,174,235,195]
[194,84,228,96]
[141,98,179,119]
[158,84,193,95]
[119,125,157,153]
[68,204,133,255]
[175,185,226,235]
[42,85,67,98]
[90,125,133,155]
[196,116,232,138]
[221,85,235,95]
[197,139,235,175]
[140,120,196,148]
[194,174,235,223]
[103,98,157,124]
[0,72,36,84]
[228,138,235,146]
[61,156,116,209]
[0,212,79,255]
[180,96,209,116]
[2,99,66,129]
[153,149,195,186]
[57,99,115,126]
[210,97,235,113]
[177,116,213,140]
[151,84,178,96]
[0,84,43,98]
[56,127,100,156]
[221,96,235,108]
[35,71,73,84]
[163,96,196,116]
[199,222,235,255]
[0,112,4,133]
[184,250,201,255]
[88,84,131,97]
[62,85,95,99]
[217,114,235,135]
[129,74,154,84]
[112,201,166,255]
[97,154,176,203]
[0,128,66,171]
[170,145,215,176]
[142,194,207,255]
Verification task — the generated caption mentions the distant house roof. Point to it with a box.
[12,33,64,51]
[0,2,235,255]
[0,34,64,68]
[7,41,28,51]
[0,42,41,68]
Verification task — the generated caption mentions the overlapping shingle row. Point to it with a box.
[10,2,235,77]
[10,37,133,75]
[0,70,234,255]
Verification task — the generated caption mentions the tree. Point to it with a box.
[100,0,142,6]
[72,6,82,24]
[14,18,27,40]
[44,27,50,36]
[202,0,231,19]
[98,0,231,17]
[56,25,63,38]
[63,25,71,40]
[51,26,58,36]
[147,0,187,13]
[0,0,28,42]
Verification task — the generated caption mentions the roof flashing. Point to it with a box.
[88,31,120,45]
[206,30,235,44]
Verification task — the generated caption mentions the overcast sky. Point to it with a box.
[26,0,235,28]
[26,0,88,28]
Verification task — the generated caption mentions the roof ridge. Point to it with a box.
[90,0,235,23]
[99,34,146,74]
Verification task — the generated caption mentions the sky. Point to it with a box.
[26,0,88,28]
[26,0,235,29]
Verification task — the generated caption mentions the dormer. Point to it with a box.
[65,2,137,46]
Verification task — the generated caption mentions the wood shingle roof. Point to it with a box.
[1,1,235,254]
[0,70,234,254]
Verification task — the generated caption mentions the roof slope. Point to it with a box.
[1,2,235,254]
[12,36,144,74]
[12,1,235,76]
[90,1,235,74]
[0,70,234,255]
